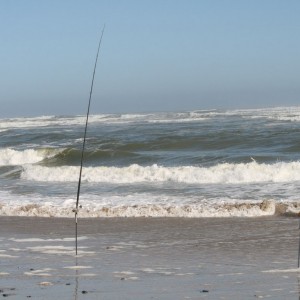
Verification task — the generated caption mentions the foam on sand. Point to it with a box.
[64,266,93,270]
[10,236,88,243]
[38,282,53,286]
[262,268,300,273]
[0,215,299,299]
[26,245,95,256]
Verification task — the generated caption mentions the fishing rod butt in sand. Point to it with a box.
[298,216,300,268]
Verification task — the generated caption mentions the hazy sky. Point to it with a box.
[1,0,300,117]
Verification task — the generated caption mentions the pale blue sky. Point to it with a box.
[1,0,300,117]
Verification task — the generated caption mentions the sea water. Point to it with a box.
[1,106,300,217]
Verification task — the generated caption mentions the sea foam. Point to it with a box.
[0,198,278,218]
[1,186,299,218]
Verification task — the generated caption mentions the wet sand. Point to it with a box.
[1,216,300,299]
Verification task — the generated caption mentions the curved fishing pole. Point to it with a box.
[74,24,105,255]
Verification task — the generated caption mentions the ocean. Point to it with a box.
[1,106,300,218]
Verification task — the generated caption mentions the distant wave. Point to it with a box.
[0,112,211,130]
[21,161,300,184]
[1,106,300,131]
[220,106,300,121]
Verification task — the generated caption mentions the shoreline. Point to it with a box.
[1,216,300,299]
[1,199,300,218]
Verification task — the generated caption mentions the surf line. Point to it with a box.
[73,25,105,255]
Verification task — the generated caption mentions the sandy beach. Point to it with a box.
[0,216,300,299]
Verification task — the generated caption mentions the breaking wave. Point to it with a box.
[0,148,61,166]
[21,161,300,184]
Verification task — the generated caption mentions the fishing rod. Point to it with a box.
[74,25,105,255]
[298,216,300,268]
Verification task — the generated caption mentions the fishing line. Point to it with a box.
[74,24,105,255]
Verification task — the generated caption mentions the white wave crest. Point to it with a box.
[0,148,60,166]
[21,161,300,184]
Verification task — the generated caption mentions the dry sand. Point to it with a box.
[1,216,300,299]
